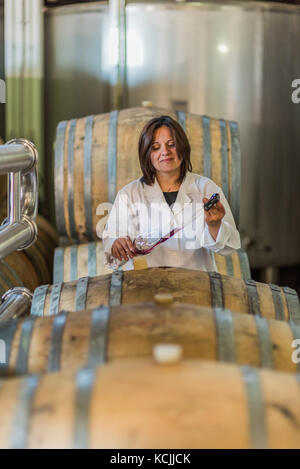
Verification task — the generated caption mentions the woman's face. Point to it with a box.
[150,126,182,175]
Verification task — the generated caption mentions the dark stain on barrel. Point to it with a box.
[267,403,300,429]
[32,404,55,416]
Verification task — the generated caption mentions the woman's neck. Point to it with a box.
[156,170,181,192]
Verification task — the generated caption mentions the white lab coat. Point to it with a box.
[102,171,241,271]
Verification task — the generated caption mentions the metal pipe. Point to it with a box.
[0,138,38,320]
[8,172,21,223]
[0,217,37,260]
[4,139,39,221]
[0,139,38,259]
[20,165,38,220]
[0,287,32,324]
[0,143,34,174]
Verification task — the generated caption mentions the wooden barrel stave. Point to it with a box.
[2,251,40,292]
[55,107,241,244]
[24,215,58,285]
[0,191,39,292]
[0,214,58,293]
[53,241,251,283]
[0,259,25,295]
[2,302,300,377]
[0,360,300,448]
[31,268,300,322]
[33,215,59,280]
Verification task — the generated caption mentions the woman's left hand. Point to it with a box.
[203,198,226,225]
[202,197,226,240]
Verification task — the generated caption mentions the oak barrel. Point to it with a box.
[25,215,59,284]
[1,252,40,293]
[53,241,251,283]
[2,302,300,377]
[0,360,300,448]
[31,267,300,322]
[0,259,25,295]
[0,193,39,291]
[55,107,241,244]
[0,215,58,292]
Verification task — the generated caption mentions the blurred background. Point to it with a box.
[0,0,299,290]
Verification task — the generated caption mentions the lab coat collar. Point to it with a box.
[142,171,196,216]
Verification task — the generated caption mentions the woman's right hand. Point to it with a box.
[111,237,137,262]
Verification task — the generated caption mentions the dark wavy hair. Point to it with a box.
[138,115,192,185]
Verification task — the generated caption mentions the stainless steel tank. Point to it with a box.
[125,1,300,269]
[44,2,110,220]
[44,1,300,268]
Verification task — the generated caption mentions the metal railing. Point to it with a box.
[0,287,33,324]
[0,138,38,260]
[0,138,39,322]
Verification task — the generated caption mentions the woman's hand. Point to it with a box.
[111,236,137,262]
[202,197,226,241]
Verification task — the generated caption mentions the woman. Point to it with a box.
[102,115,241,270]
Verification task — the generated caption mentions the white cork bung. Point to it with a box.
[154,293,174,306]
[142,100,153,108]
[153,344,183,365]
